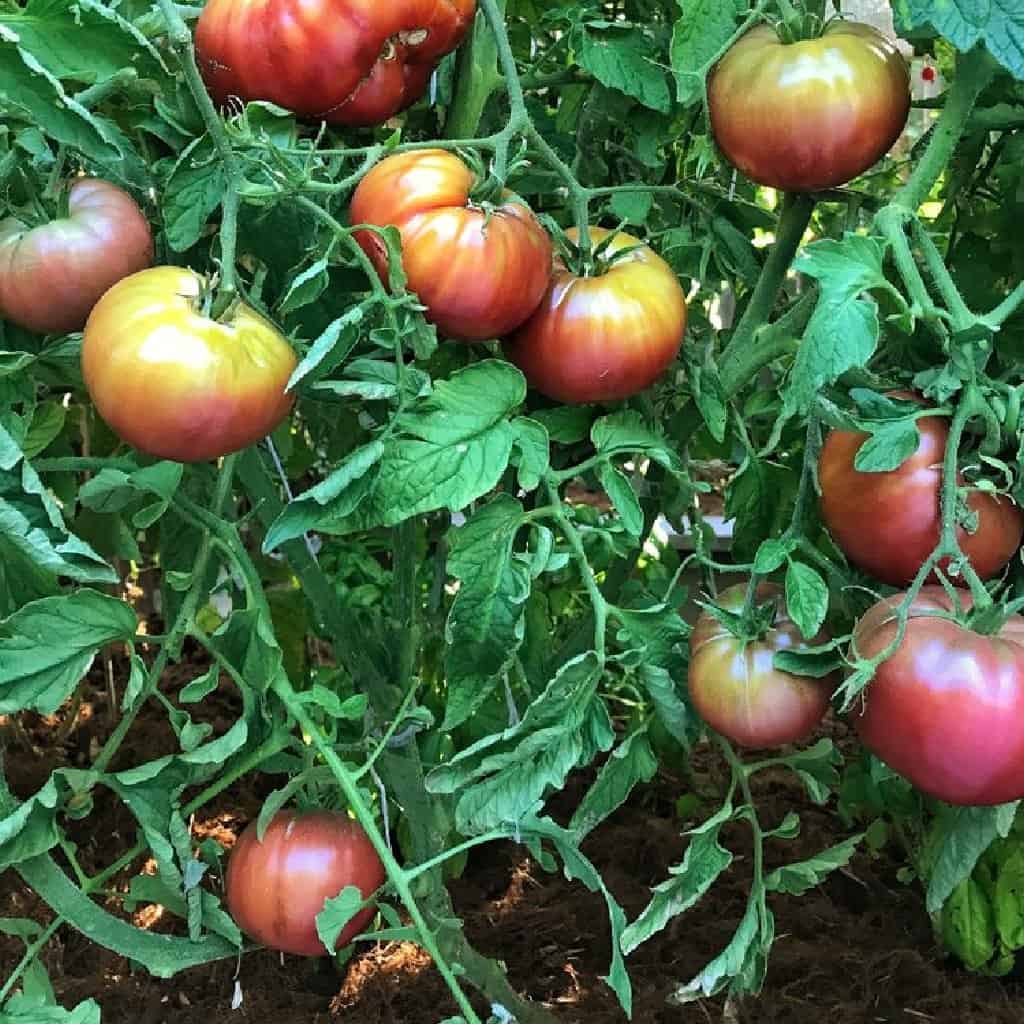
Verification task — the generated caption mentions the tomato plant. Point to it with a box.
[5,0,1024,1017]
[688,582,835,749]
[225,810,385,956]
[195,0,475,126]
[852,587,1024,806]
[350,149,552,340]
[0,178,153,335]
[505,228,687,402]
[819,401,1023,587]
[81,267,297,463]
[708,22,910,191]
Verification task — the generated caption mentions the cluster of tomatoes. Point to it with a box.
[690,404,1024,808]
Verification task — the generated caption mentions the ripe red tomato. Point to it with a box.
[81,267,296,463]
[818,402,1023,587]
[708,22,910,191]
[349,150,552,341]
[505,228,687,403]
[195,0,475,127]
[687,582,836,749]
[0,178,153,335]
[225,810,386,957]
[852,587,1024,805]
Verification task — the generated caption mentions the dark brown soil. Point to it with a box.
[3,642,1023,1024]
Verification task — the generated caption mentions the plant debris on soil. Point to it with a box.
[3,642,1024,1024]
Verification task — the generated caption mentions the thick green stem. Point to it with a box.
[891,47,996,213]
[910,219,973,329]
[988,281,1024,327]
[718,193,815,375]
[545,480,608,661]
[938,388,992,607]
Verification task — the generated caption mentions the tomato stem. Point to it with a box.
[274,679,485,1024]
[154,0,241,310]
[91,454,239,774]
[890,47,996,216]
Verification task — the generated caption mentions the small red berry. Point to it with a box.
[921,65,936,82]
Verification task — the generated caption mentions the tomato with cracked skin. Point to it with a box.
[81,267,296,463]
[350,149,552,340]
[505,227,687,403]
[708,21,910,191]
[0,178,153,335]
[852,586,1024,806]
[195,0,475,127]
[687,582,836,749]
[226,810,386,956]
[818,399,1023,587]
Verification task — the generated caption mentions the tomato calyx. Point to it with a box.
[965,596,1024,637]
[696,592,777,644]
[769,5,826,45]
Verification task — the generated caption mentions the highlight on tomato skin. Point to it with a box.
[194,0,476,128]
[0,178,153,336]
[852,586,1024,806]
[687,582,836,750]
[350,149,553,341]
[818,398,1024,588]
[81,266,297,464]
[505,227,687,404]
[708,21,910,192]
[225,810,386,957]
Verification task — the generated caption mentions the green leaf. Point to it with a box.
[784,560,828,640]
[993,842,1024,950]
[510,417,550,492]
[780,739,841,804]
[926,803,1018,914]
[637,663,699,749]
[521,815,633,1015]
[426,652,607,833]
[753,537,794,575]
[609,190,652,225]
[569,729,658,840]
[163,139,225,252]
[785,235,888,414]
[893,0,1024,80]
[941,877,997,970]
[263,441,384,551]
[591,411,680,469]
[0,462,117,591]
[0,31,145,184]
[0,591,136,714]
[853,419,921,472]
[575,27,670,113]
[765,833,863,895]
[286,307,363,390]
[289,361,525,539]
[179,664,220,704]
[621,801,734,954]
[22,402,65,460]
[674,896,772,999]
[597,463,643,537]
[0,775,61,872]
[670,0,740,105]
[444,496,530,730]
[2,994,102,1023]
[315,885,366,955]
[279,257,330,315]
[532,406,595,444]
